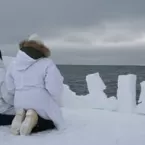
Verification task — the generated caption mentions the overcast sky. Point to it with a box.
[1,0,145,65]
[0,0,144,47]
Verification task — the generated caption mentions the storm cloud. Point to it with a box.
[0,0,145,65]
[0,0,144,46]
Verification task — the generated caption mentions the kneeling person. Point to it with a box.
[5,34,64,135]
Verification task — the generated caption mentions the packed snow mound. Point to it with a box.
[62,73,117,111]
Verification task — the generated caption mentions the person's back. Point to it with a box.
[5,34,64,135]
[0,50,14,115]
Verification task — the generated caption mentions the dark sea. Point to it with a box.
[57,65,145,101]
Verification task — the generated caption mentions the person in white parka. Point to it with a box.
[5,34,64,135]
[0,51,15,124]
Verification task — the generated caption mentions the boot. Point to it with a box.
[20,109,38,135]
[11,109,25,135]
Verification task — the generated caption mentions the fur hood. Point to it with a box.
[19,40,51,57]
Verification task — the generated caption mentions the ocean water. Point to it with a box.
[58,65,145,100]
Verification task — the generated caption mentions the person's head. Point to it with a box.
[19,34,51,60]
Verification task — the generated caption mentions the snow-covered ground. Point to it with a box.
[1,56,145,145]
[1,109,145,145]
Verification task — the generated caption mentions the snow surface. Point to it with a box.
[1,109,145,145]
[1,56,145,145]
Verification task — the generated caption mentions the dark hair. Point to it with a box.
[19,40,51,57]
[20,47,45,60]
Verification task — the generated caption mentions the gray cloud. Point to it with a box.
[0,0,145,44]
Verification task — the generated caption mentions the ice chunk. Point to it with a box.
[86,73,106,92]
[86,73,110,110]
[138,81,145,103]
[117,74,137,113]
[135,81,145,114]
